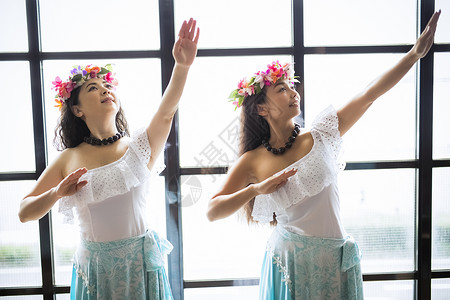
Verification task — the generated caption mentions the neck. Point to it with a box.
[85,117,118,140]
[267,120,296,148]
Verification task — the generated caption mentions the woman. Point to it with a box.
[207,11,440,299]
[18,18,199,299]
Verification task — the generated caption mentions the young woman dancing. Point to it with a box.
[207,11,440,299]
[19,18,199,300]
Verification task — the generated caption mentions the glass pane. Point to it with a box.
[56,295,70,300]
[179,55,293,167]
[39,0,160,52]
[363,280,414,299]
[184,285,259,300]
[435,0,450,43]
[181,175,272,280]
[433,53,450,159]
[305,54,416,161]
[432,167,450,270]
[42,59,161,163]
[0,61,36,172]
[304,0,416,46]
[52,207,78,285]
[174,0,292,48]
[432,278,450,300]
[0,181,41,287]
[339,169,415,273]
[0,0,28,52]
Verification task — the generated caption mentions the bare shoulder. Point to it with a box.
[24,149,70,198]
[231,149,261,181]
[212,149,261,197]
[58,147,83,177]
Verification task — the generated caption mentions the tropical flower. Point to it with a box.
[228,61,299,110]
[52,64,118,110]
[54,99,64,110]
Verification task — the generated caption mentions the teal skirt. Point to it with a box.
[259,226,363,300]
[70,230,173,300]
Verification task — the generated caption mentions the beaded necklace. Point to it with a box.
[262,124,300,155]
[84,132,126,146]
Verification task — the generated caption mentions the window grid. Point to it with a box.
[0,0,449,299]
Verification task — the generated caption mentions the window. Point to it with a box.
[1,0,449,299]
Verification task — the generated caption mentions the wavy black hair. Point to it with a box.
[238,88,277,225]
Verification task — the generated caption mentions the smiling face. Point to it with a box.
[72,77,119,120]
[258,79,301,121]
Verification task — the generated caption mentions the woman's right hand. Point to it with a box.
[410,10,441,59]
[54,167,88,198]
[253,168,297,195]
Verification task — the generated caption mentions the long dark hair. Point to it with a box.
[53,86,130,150]
[238,88,277,225]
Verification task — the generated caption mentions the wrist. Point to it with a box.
[247,183,260,198]
[174,63,191,71]
[50,187,62,201]
[407,48,422,62]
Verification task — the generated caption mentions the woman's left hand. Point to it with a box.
[411,10,441,59]
[173,18,200,67]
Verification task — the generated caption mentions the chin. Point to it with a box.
[288,108,301,119]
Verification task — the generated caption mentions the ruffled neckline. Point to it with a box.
[84,148,131,173]
[269,129,318,177]
[58,128,153,224]
[252,105,344,223]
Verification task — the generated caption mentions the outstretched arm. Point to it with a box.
[337,10,441,136]
[146,18,200,169]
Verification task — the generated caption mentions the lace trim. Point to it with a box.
[252,105,344,223]
[58,128,153,224]
[75,263,96,295]
[310,105,345,172]
[271,251,293,292]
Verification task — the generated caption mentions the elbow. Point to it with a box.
[18,200,33,223]
[360,89,378,105]
[161,110,176,124]
[206,207,217,222]
[206,213,214,222]
[18,210,29,223]
[206,200,220,222]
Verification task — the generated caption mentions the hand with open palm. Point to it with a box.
[411,10,441,59]
[173,18,200,67]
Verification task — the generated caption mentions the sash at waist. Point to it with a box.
[271,226,362,272]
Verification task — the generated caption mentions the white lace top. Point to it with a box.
[252,105,347,238]
[58,128,153,242]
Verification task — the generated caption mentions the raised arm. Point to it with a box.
[146,18,200,169]
[337,10,441,136]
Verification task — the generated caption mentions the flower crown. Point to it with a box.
[228,61,299,110]
[52,64,118,110]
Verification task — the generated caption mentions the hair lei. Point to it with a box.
[52,64,118,110]
[228,61,299,110]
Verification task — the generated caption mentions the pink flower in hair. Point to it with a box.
[104,72,114,83]
[59,81,75,99]
[228,61,299,110]
[52,76,63,90]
